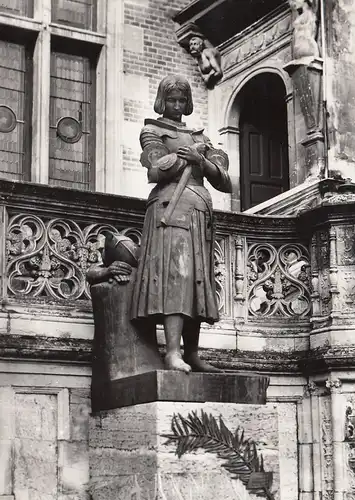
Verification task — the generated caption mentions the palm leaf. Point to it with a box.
[163,410,275,500]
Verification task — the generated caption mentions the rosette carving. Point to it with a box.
[247,243,311,317]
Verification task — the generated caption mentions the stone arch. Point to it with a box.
[220,67,294,211]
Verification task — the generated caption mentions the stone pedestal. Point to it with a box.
[89,400,282,500]
[88,371,299,500]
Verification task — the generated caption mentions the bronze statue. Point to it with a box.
[188,36,223,89]
[131,75,232,373]
[289,0,319,60]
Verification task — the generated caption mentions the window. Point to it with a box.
[0,38,32,181]
[0,0,102,190]
[51,0,96,31]
[49,51,95,190]
[0,0,33,18]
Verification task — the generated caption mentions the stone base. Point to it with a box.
[91,370,269,411]
[89,400,297,500]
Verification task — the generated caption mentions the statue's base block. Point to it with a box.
[89,373,299,499]
[89,400,298,500]
[92,370,269,411]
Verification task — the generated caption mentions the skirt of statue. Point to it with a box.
[131,203,219,325]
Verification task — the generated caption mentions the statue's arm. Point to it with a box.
[205,48,222,76]
[87,262,132,285]
[200,136,232,193]
[140,126,186,183]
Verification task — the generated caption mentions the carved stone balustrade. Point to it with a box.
[1,179,355,376]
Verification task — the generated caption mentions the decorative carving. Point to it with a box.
[247,243,311,318]
[345,404,355,479]
[304,380,317,397]
[321,396,334,500]
[288,0,320,60]
[284,1,323,176]
[214,238,226,313]
[234,235,245,320]
[188,36,223,89]
[164,410,274,500]
[338,270,355,312]
[325,378,342,392]
[310,234,321,316]
[336,225,355,266]
[6,213,141,301]
[346,404,355,442]
[223,15,291,72]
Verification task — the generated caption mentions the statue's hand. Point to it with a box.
[177,146,204,167]
[107,261,133,284]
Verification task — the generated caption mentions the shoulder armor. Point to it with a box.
[143,119,177,138]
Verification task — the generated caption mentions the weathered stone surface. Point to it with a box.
[89,401,295,500]
[58,441,89,497]
[91,271,164,412]
[93,370,269,411]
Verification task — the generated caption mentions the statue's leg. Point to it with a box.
[164,314,191,373]
[183,319,222,373]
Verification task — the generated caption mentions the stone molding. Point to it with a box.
[220,7,291,79]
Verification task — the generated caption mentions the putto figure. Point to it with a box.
[131,75,232,373]
[289,0,319,59]
[189,36,223,89]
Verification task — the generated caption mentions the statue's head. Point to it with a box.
[189,36,205,56]
[154,75,193,117]
[288,0,313,11]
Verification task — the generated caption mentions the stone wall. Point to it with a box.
[326,1,355,180]
[0,381,91,500]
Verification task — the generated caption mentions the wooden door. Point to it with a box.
[240,97,289,211]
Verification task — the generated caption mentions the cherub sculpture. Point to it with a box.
[188,36,223,89]
[289,0,320,60]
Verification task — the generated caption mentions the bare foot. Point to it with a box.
[165,352,192,373]
[184,353,223,373]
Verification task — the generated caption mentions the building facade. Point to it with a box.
[1,0,355,499]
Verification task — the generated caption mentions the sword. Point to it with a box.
[160,143,207,227]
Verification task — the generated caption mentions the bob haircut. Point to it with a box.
[154,75,193,116]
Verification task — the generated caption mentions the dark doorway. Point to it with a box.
[239,73,289,211]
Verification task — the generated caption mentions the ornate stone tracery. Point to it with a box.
[247,243,311,318]
[6,213,142,301]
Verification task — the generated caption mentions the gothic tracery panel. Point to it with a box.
[247,242,311,318]
[6,213,141,301]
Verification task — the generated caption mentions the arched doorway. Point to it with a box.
[239,73,289,211]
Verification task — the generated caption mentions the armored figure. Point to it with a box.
[131,75,232,373]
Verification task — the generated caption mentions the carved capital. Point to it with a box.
[325,377,342,393]
[304,380,318,397]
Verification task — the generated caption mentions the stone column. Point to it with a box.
[284,58,325,179]
[298,386,314,500]
[326,378,347,500]
[32,0,51,184]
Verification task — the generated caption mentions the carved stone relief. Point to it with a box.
[6,213,229,311]
[214,237,227,314]
[247,243,311,318]
[320,395,334,500]
[6,213,141,301]
[223,14,291,73]
[312,230,331,317]
[336,225,355,266]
